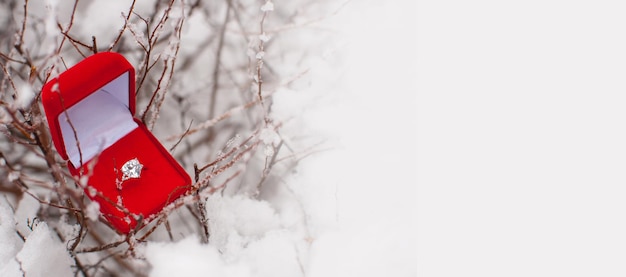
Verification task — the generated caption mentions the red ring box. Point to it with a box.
[42,52,191,234]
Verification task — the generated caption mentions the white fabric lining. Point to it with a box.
[58,72,137,167]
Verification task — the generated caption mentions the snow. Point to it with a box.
[255,51,265,60]
[86,201,101,222]
[148,232,305,277]
[162,39,179,60]
[56,215,79,244]
[0,222,73,277]
[13,195,40,237]
[146,194,307,277]
[204,195,280,249]
[127,21,148,47]
[146,236,250,277]
[259,33,271,43]
[1,197,75,277]
[278,2,417,275]
[44,0,58,42]
[259,127,280,146]
[0,0,416,276]
[7,171,19,182]
[16,83,35,109]
[260,127,280,156]
[0,199,22,272]
[263,144,275,157]
[145,1,417,276]
[260,1,274,12]
[87,185,97,197]
[235,231,303,277]
[146,211,303,277]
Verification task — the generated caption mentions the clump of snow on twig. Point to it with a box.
[56,215,79,244]
[259,33,271,42]
[7,171,19,182]
[261,1,274,12]
[260,127,280,156]
[259,127,280,144]
[85,201,100,222]
[16,84,35,109]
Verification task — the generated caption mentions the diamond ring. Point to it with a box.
[121,158,143,181]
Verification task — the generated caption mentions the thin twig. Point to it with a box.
[169,119,193,152]
[208,2,231,121]
[109,0,137,51]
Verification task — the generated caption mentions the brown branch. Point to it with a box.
[196,139,262,188]
[18,0,28,48]
[75,238,125,254]
[141,59,168,124]
[108,0,137,51]
[55,86,84,168]
[151,11,185,129]
[56,0,83,56]
[91,36,98,54]
[135,0,176,95]
[165,99,260,142]
[197,200,209,243]
[208,2,231,121]
[164,218,174,241]
[195,146,237,175]
[255,139,282,195]
[58,23,88,58]
[0,53,27,65]
[165,68,309,141]
[169,119,193,152]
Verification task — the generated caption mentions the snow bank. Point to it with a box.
[0,199,22,271]
[0,196,74,277]
[0,221,73,277]
[147,195,304,277]
[205,194,280,250]
[146,236,249,277]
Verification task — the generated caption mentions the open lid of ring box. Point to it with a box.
[42,52,191,234]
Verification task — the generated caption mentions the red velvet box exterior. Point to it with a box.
[41,52,191,234]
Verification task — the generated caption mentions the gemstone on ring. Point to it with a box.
[121,158,143,180]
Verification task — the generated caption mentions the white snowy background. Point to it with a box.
[419,1,626,276]
[144,1,417,276]
[0,0,417,276]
